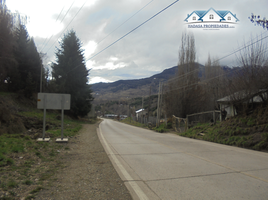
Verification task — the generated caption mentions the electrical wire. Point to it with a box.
[96,0,155,45]
[163,67,241,93]
[213,35,268,65]
[63,0,180,75]
[39,6,65,52]
[45,0,87,54]
[86,0,180,61]
[40,1,76,52]
[164,33,268,84]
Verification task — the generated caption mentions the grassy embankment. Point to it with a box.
[121,117,147,128]
[121,107,268,152]
[179,107,268,152]
[121,117,170,133]
[0,93,97,199]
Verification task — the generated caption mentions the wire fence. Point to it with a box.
[187,110,221,129]
[134,116,157,126]
[172,110,221,133]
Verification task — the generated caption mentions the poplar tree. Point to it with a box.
[51,30,93,117]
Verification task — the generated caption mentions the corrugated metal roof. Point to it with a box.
[217,90,267,103]
[136,109,145,113]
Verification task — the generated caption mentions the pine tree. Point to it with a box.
[0,1,16,91]
[12,24,42,95]
[51,30,93,117]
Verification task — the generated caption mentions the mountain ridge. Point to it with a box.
[91,65,178,100]
[91,64,235,101]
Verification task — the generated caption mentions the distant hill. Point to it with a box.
[91,64,236,101]
[91,65,178,100]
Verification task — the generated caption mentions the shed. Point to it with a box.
[217,90,267,119]
[136,108,147,119]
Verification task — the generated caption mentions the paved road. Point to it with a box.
[98,119,268,200]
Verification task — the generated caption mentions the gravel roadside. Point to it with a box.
[36,121,132,200]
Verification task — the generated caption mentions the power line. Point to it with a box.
[96,0,155,45]
[87,0,180,61]
[63,0,180,75]
[164,33,268,84]
[165,67,199,84]
[39,6,65,52]
[163,67,241,94]
[40,2,76,52]
[45,0,87,54]
[213,34,268,64]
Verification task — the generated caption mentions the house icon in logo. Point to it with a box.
[184,7,239,23]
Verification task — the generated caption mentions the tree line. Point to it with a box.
[0,2,93,117]
[164,31,268,118]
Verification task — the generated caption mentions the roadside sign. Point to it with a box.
[37,93,71,143]
[37,93,70,110]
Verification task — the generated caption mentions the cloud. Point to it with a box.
[7,0,268,84]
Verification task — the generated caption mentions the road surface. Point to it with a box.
[98,119,268,200]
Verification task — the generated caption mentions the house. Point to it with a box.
[217,90,267,119]
[120,115,127,120]
[136,108,147,120]
[184,8,239,23]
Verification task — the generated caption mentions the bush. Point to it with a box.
[153,123,168,133]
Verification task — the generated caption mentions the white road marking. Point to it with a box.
[99,125,149,200]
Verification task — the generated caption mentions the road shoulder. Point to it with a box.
[36,122,132,200]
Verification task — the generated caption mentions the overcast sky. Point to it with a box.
[6,0,268,84]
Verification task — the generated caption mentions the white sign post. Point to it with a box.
[37,93,71,142]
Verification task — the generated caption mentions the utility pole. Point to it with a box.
[142,96,144,124]
[157,81,162,127]
[148,85,151,122]
[159,83,163,120]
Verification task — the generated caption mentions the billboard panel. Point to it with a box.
[37,93,71,110]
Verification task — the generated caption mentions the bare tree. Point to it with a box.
[203,54,226,110]
[228,35,268,113]
[235,35,267,91]
[165,32,202,118]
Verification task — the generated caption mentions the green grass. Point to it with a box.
[121,117,147,128]
[30,186,43,194]
[0,92,15,96]
[121,118,172,133]
[153,123,168,133]
[23,180,33,185]
[0,134,29,166]
[0,110,89,199]
[178,117,268,151]
[7,180,18,188]
[25,195,36,200]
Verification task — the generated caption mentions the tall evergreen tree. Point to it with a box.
[12,24,43,96]
[51,30,93,117]
[0,1,16,91]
